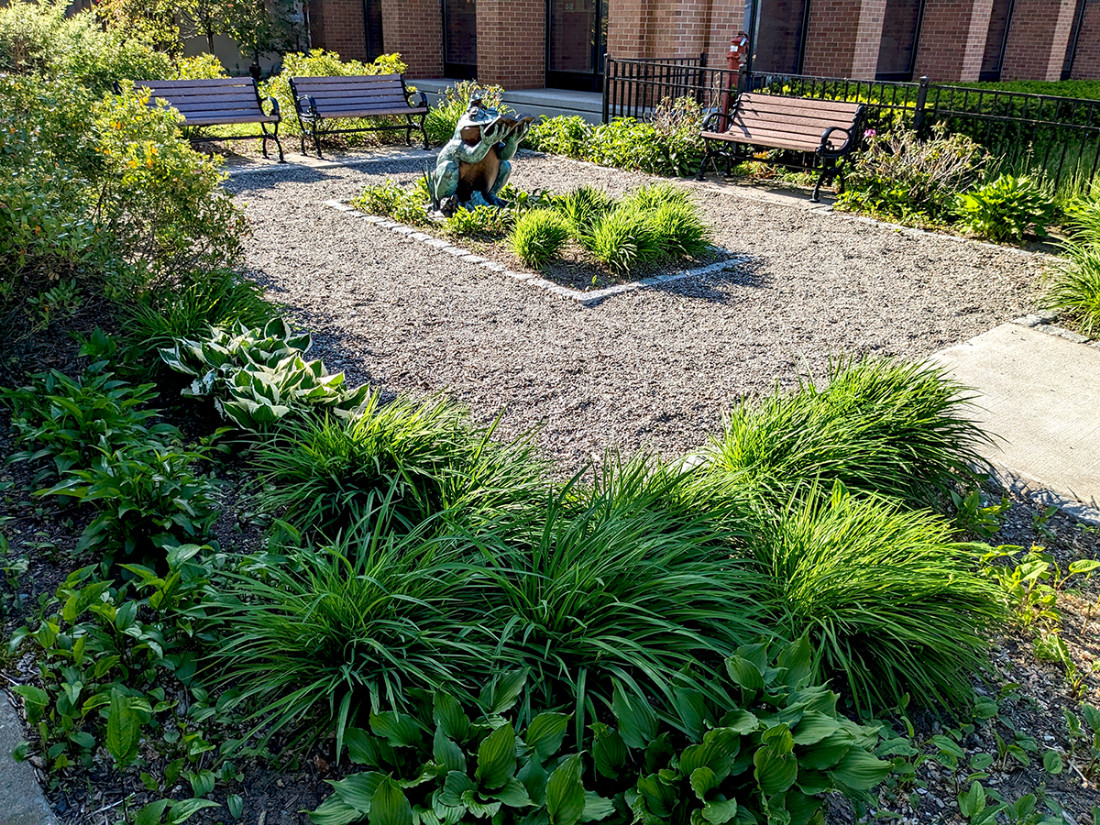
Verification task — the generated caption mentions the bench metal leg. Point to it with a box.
[312,122,325,159]
[261,121,285,163]
[696,146,712,181]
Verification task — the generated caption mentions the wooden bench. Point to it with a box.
[289,74,429,158]
[696,93,866,201]
[133,77,284,162]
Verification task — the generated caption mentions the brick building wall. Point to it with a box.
[913,0,995,81]
[309,0,368,61]
[802,0,887,78]
[475,0,545,87]
[1070,0,1100,79]
[1000,0,1077,80]
[606,0,745,61]
[380,0,443,77]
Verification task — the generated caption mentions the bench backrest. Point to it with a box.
[133,77,265,122]
[289,74,412,116]
[729,93,863,151]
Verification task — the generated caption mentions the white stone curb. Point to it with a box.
[1010,311,1100,350]
[324,200,750,307]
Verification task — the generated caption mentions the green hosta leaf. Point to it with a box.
[440,771,477,807]
[969,753,995,771]
[331,772,385,814]
[345,727,389,767]
[13,685,49,723]
[371,778,413,825]
[106,688,140,769]
[828,746,891,792]
[518,756,549,805]
[636,773,675,817]
[612,683,657,749]
[580,792,615,823]
[547,755,586,825]
[461,791,502,819]
[776,636,814,688]
[434,692,471,741]
[133,800,170,825]
[671,688,710,740]
[718,710,758,735]
[958,781,987,817]
[702,797,738,825]
[525,712,571,760]
[1081,704,1100,733]
[690,766,719,800]
[725,655,764,693]
[592,724,627,778]
[496,777,534,808]
[791,712,841,747]
[370,711,422,749]
[168,798,222,823]
[227,794,244,821]
[754,745,798,795]
[434,728,467,774]
[480,671,528,715]
[799,731,854,770]
[476,722,517,790]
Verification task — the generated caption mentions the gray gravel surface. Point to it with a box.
[228,152,1044,471]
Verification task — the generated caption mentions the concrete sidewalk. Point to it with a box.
[932,322,1100,523]
[0,695,57,825]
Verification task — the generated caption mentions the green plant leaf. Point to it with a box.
[525,712,571,760]
[828,746,891,791]
[476,722,517,791]
[547,755,586,825]
[227,794,244,820]
[345,728,387,766]
[592,725,627,778]
[12,685,49,723]
[370,711,422,748]
[370,777,413,825]
[496,777,534,807]
[612,683,657,749]
[106,687,140,769]
[690,766,719,800]
[580,791,615,823]
[133,800,170,825]
[434,692,471,741]
[434,728,467,774]
[702,798,739,825]
[168,798,222,824]
[753,746,798,795]
[1043,749,1063,775]
[332,772,385,814]
[725,655,764,692]
[958,781,986,817]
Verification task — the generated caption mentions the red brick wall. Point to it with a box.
[309,0,368,61]
[1070,0,1100,79]
[803,0,888,78]
[475,0,545,87]
[913,0,995,81]
[606,0,745,61]
[380,0,443,77]
[1001,0,1077,80]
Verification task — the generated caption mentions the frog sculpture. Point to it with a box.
[430,96,534,216]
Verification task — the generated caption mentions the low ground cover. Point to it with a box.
[2,48,1100,825]
[351,179,724,288]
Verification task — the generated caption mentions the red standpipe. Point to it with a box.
[718,31,749,131]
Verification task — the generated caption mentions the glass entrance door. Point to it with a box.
[547,0,606,91]
[443,0,477,79]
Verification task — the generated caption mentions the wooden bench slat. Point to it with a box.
[702,131,820,153]
[299,88,408,101]
[312,98,420,113]
[314,106,427,119]
[735,108,860,130]
[740,93,862,114]
[733,121,847,145]
[159,97,265,111]
[179,114,281,125]
[732,116,831,137]
[291,74,402,87]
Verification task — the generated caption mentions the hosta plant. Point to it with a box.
[309,639,891,825]
[159,318,369,429]
[952,174,1057,242]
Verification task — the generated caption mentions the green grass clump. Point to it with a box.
[550,185,615,246]
[120,268,277,364]
[703,357,991,509]
[351,180,429,226]
[622,181,692,211]
[509,209,570,268]
[1043,183,1100,338]
[250,393,548,537]
[649,201,711,258]
[589,204,662,274]
[747,482,1008,715]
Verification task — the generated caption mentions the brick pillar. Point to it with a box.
[802,0,888,79]
[1070,0,1100,79]
[913,0,995,81]
[380,0,443,77]
[476,0,545,88]
[706,0,747,62]
[1000,0,1077,80]
[607,0,647,58]
[309,0,368,61]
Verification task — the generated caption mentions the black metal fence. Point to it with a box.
[602,57,1100,192]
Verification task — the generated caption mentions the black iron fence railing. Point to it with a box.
[601,58,1100,191]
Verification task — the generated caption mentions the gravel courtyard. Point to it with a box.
[229,152,1045,469]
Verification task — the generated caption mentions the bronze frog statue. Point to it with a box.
[430,96,534,216]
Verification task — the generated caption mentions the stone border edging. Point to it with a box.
[323,200,750,307]
[1009,310,1100,350]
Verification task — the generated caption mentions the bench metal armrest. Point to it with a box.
[406,88,428,110]
[701,108,723,131]
[296,94,319,119]
[265,96,281,120]
[818,125,854,156]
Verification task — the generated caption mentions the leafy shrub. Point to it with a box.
[837,124,987,222]
[509,209,570,268]
[263,50,408,138]
[424,80,509,147]
[42,444,221,559]
[250,393,548,536]
[525,114,590,156]
[589,204,663,274]
[352,180,432,227]
[310,642,891,825]
[1043,184,1100,337]
[702,356,991,509]
[120,268,278,365]
[746,482,1008,715]
[172,52,227,80]
[953,174,1057,242]
[443,204,513,238]
[9,544,221,773]
[0,0,172,94]
[2,364,175,484]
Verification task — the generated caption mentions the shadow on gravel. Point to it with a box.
[647,257,768,304]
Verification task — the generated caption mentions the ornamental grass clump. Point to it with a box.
[250,392,549,537]
[703,356,991,510]
[1043,183,1100,337]
[589,203,663,274]
[509,209,570,268]
[550,184,615,246]
[746,482,1009,715]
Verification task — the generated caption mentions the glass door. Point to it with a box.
[443,0,477,79]
[547,0,606,91]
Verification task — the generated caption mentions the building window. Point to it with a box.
[751,0,810,74]
[443,0,477,78]
[876,0,924,80]
[980,0,1014,80]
